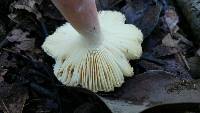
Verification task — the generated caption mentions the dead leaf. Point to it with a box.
[10,0,43,19]
[173,33,193,47]
[6,29,35,51]
[99,71,199,113]
[140,103,200,113]
[175,0,200,44]
[138,60,163,71]
[0,82,28,113]
[163,7,179,33]
[0,52,16,68]
[122,0,162,38]
[101,98,147,113]
[161,33,193,54]
[162,33,179,47]
[114,70,200,106]
[153,45,179,57]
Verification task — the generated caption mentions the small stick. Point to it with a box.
[1,100,10,113]
[179,52,190,70]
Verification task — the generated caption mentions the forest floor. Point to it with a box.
[0,0,200,113]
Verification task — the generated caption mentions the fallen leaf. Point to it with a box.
[121,0,162,38]
[160,33,193,56]
[10,0,43,19]
[138,60,163,71]
[99,71,199,113]
[114,70,200,106]
[101,98,147,113]
[162,33,179,47]
[6,29,35,51]
[0,52,16,68]
[173,33,193,47]
[175,0,200,44]
[140,103,200,113]
[163,7,179,33]
[153,45,179,57]
[0,82,29,113]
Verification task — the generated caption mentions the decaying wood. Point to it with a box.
[175,0,200,45]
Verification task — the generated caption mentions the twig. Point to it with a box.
[1,100,10,113]
[179,52,190,70]
[175,52,190,71]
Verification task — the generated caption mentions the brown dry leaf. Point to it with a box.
[138,60,163,71]
[10,0,43,19]
[162,33,179,47]
[153,45,179,57]
[162,33,193,53]
[102,98,147,113]
[102,71,199,113]
[6,29,35,51]
[163,7,179,33]
[0,82,28,113]
[115,70,200,105]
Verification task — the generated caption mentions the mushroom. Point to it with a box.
[42,0,143,92]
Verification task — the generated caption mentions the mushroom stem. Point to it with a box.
[51,0,101,42]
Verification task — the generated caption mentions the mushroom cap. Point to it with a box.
[42,11,143,92]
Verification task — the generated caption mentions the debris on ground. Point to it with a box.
[0,0,200,113]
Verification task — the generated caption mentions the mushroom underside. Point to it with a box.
[42,11,143,92]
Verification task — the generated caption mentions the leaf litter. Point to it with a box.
[0,0,200,113]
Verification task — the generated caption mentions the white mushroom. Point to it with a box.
[42,0,143,92]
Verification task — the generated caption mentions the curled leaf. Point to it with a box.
[10,0,43,19]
